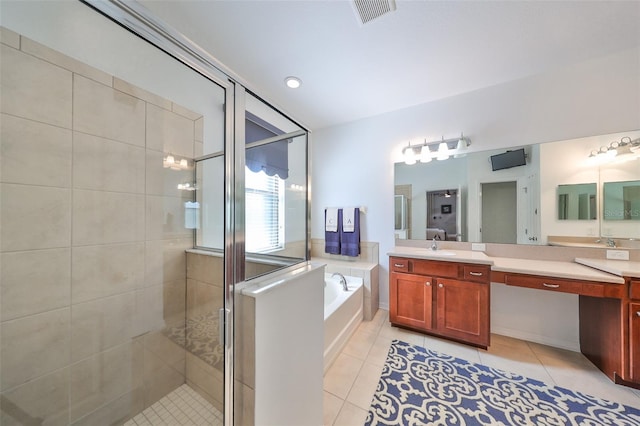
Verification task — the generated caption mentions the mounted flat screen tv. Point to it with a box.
[490,148,527,171]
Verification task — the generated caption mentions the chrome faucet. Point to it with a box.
[431,237,438,251]
[332,272,349,291]
[606,238,616,248]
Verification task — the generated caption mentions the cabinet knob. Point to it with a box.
[542,283,560,289]
[426,282,431,286]
[469,271,483,276]
[439,283,443,288]
[394,263,405,268]
[637,311,640,317]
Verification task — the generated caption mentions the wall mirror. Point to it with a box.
[557,183,597,220]
[394,130,640,247]
[603,180,640,221]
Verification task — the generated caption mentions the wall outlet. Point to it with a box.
[471,243,486,251]
[606,250,629,260]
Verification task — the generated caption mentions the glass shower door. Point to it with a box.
[0,1,230,425]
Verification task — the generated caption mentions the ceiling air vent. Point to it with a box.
[352,0,397,25]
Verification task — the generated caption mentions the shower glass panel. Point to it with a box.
[0,2,227,425]
[244,94,308,280]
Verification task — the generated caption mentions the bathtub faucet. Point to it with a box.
[332,272,349,291]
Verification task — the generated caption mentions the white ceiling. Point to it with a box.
[139,0,640,130]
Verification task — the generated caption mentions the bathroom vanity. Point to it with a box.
[389,255,490,348]
[388,246,640,389]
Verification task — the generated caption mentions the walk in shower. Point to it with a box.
[0,1,309,425]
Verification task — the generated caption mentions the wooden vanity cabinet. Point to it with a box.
[389,257,490,348]
[630,280,640,383]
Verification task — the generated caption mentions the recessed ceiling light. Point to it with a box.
[284,76,302,89]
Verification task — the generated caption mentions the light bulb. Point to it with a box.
[403,145,416,165]
[420,146,432,163]
[437,142,449,161]
[180,159,188,168]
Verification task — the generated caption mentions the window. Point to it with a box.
[245,167,284,253]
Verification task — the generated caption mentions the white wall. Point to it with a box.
[312,46,640,349]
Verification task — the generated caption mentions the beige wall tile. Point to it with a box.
[163,279,186,327]
[73,132,145,193]
[73,75,145,147]
[1,248,70,321]
[143,331,185,371]
[21,37,111,86]
[72,189,144,246]
[1,183,71,252]
[142,350,183,408]
[71,293,135,362]
[71,243,144,304]
[186,352,222,406]
[186,252,224,285]
[187,279,223,319]
[1,308,70,390]
[1,114,72,187]
[0,27,20,49]
[144,239,189,287]
[70,387,144,426]
[69,342,142,422]
[133,285,165,336]
[0,368,69,426]
[171,102,202,121]
[145,149,194,197]
[146,103,194,157]
[0,44,72,127]
[113,77,171,110]
[145,195,192,241]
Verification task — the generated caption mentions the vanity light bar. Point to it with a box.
[402,134,470,165]
[588,136,640,160]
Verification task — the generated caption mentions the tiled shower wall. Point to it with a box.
[0,27,202,425]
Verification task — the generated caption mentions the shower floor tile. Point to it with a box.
[124,384,223,426]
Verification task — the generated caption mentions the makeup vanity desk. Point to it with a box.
[387,246,640,389]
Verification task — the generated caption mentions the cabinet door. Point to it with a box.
[390,272,433,331]
[631,302,640,382]
[436,278,489,347]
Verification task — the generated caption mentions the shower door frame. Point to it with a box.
[81,1,240,424]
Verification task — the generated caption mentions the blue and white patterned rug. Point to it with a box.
[366,340,640,425]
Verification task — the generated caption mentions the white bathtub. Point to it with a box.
[324,273,364,372]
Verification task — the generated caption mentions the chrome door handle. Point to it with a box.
[469,272,483,276]
[543,283,560,288]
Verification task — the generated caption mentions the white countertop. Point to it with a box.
[388,246,627,284]
[575,258,640,279]
[491,257,625,284]
[388,246,493,265]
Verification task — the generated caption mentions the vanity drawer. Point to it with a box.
[630,280,640,300]
[505,274,583,295]
[463,265,490,283]
[390,257,409,272]
[411,259,460,279]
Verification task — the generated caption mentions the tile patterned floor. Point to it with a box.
[124,384,222,426]
[323,309,640,426]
